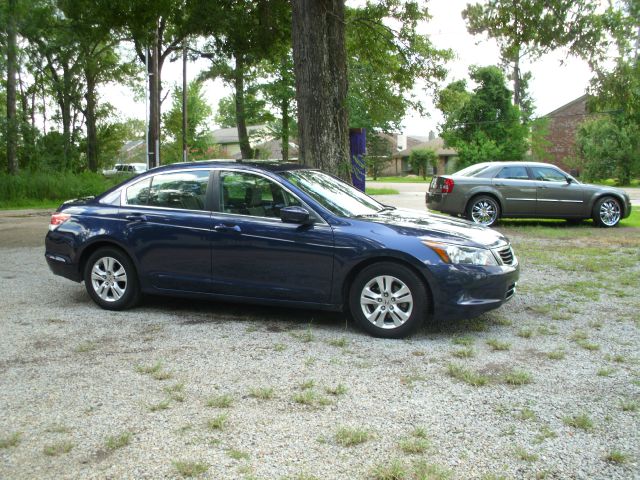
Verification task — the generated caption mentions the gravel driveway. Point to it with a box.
[0,215,638,479]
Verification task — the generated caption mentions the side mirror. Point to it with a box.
[280,206,311,224]
[566,177,573,184]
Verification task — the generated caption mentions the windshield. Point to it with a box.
[281,170,384,217]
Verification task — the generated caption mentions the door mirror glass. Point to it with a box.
[280,206,311,224]
[566,176,573,184]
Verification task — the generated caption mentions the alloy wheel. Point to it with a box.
[471,199,498,225]
[359,275,413,329]
[599,199,621,227]
[91,256,128,302]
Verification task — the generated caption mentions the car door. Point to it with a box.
[119,169,213,292]
[530,166,585,216]
[491,165,536,215]
[210,169,335,303]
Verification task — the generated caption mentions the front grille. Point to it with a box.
[496,245,515,265]
[505,283,516,300]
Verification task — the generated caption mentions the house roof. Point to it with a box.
[543,94,588,117]
[211,125,268,144]
[233,139,299,160]
[393,137,457,158]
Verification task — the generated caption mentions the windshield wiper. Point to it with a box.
[376,205,396,213]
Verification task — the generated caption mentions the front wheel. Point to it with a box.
[592,196,621,228]
[349,262,428,338]
[84,247,140,310]
[467,195,501,227]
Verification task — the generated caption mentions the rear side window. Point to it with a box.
[496,166,529,180]
[455,164,492,177]
[126,178,151,205]
[148,171,210,210]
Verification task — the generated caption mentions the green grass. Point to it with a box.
[0,171,122,209]
[446,363,489,386]
[605,450,629,463]
[563,413,594,431]
[486,339,511,351]
[206,394,233,408]
[0,432,21,449]
[514,446,538,462]
[334,426,371,446]
[43,441,74,456]
[105,431,132,450]
[367,175,432,183]
[398,436,430,454]
[148,399,170,412]
[366,187,400,195]
[621,209,640,227]
[248,387,275,400]
[503,370,533,385]
[173,460,209,477]
[227,449,250,460]
[370,459,451,480]
[207,414,228,431]
[452,347,475,358]
[325,384,348,396]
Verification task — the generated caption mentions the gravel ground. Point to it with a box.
[0,219,638,480]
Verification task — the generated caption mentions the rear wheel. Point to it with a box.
[349,262,428,338]
[467,195,500,227]
[592,196,621,228]
[84,247,140,310]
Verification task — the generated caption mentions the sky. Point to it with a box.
[102,0,594,138]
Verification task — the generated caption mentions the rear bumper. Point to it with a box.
[45,253,82,282]
[428,262,520,321]
[426,191,464,216]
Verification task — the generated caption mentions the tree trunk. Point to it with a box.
[234,53,253,159]
[182,42,188,162]
[291,0,349,179]
[512,56,521,108]
[6,0,18,174]
[85,72,98,172]
[61,64,73,169]
[281,98,289,162]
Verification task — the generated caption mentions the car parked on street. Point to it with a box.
[426,161,632,227]
[102,163,147,177]
[46,161,518,338]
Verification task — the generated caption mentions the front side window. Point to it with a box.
[220,171,301,218]
[126,178,151,205]
[496,166,529,180]
[281,169,382,217]
[531,167,567,182]
[147,171,210,210]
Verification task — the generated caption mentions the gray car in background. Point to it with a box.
[426,161,632,227]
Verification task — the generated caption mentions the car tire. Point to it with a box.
[84,247,140,310]
[349,262,428,339]
[467,195,501,227]
[592,196,621,228]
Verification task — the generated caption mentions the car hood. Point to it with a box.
[358,208,510,249]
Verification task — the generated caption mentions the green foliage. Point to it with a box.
[576,116,639,185]
[364,133,393,180]
[214,93,274,129]
[0,171,120,207]
[346,3,452,130]
[438,66,528,167]
[409,148,437,179]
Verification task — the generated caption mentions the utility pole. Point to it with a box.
[182,41,188,162]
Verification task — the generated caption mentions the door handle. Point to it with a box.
[214,224,241,233]
[494,183,505,187]
[125,214,147,222]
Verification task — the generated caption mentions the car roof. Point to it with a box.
[148,160,308,174]
[476,161,562,168]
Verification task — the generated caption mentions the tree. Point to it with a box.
[5,0,18,174]
[409,148,437,179]
[163,80,214,163]
[214,92,274,129]
[462,1,604,111]
[291,0,349,178]
[438,65,528,166]
[364,133,393,180]
[346,2,451,131]
[576,117,639,185]
[193,0,290,160]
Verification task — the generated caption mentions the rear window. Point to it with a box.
[454,164,493,178]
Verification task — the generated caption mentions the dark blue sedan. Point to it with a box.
[45,161,519,338]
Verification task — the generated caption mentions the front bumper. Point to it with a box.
[429,262,520,321]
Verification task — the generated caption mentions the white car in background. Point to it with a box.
[102,163,147,177]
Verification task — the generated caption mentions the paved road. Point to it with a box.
[369,182,640,211]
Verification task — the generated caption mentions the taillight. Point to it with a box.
[441,178,455,193]
[49,212,71,231]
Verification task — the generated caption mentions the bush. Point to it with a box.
[0,171,122,207]
[409,148,437,179]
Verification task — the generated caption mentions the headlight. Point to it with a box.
[422,240,498,266]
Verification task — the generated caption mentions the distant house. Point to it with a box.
[119,139,146,164]
[391,137,458,175]
[210,125,271,158]
[541,94,591,174]
[234,139,299,161]
[367,132,429,176]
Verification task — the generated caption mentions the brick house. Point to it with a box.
[541,94,592,174]
[391,137,458,175]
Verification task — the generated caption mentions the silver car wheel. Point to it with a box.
[91,256,128,302]
[360,275,413,329]
[599,199,621,226]
[471,199,498,225]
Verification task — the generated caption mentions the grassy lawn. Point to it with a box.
[367,176,432,183]
[499,209,639,231]
[366,187,400,195]
[593,178,640,187]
